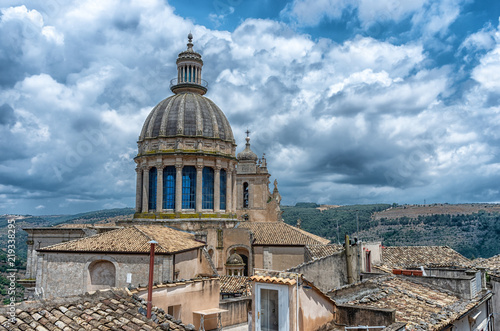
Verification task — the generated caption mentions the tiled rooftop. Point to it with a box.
[251,269,300,286]
[39,225,204,254]
[219,276,251,296]
[54,223,117,228]
[250,275,297,286]
[381,246,471,269]
[0,288,188,331]
[238,222,330,246]
[329,275,488,331]
[473,254,500,277]
[306,244,343,260]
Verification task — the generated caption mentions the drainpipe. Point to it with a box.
[147,240,157,319]
[296,274,299,331]
[345,234,354,284]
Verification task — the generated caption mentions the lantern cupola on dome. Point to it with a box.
[170,34,208,95]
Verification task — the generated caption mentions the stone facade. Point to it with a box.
[34,248,211,299]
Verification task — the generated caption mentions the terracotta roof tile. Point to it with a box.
[306,244,343,260]
[39,225,204,254]
[0,289,186,330]
[381,246,471,269]
[473,254,500,276]
[238,222,330,246]
[250,275,297,286]
[219,276,251,296]
[329,275,489,330]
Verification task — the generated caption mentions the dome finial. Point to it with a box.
[187,32,194,51]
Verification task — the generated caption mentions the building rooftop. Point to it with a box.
[39,225,204,254]
[219,276,251,296]
[306,244,343,260]
[473,254,500,277]
[328,275,490,330]
[380,246,471,269]
[0,288,187,330]
[238,222,330,246]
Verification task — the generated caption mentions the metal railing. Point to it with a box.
[170,78,208,88]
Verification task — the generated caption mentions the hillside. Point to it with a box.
[0,208,134,259]
[373,203,500,220]
[282,203,500,259]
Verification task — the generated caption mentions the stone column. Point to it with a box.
[175,164,182,212]
[226,167,232,212]
[142,167,149,213]
[135,167,142,213]
[156,164,163,212]
[214,166,221,212]
[196,165,203,212]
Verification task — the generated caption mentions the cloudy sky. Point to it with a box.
[1,0,500,215]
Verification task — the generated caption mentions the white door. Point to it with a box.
[255,284,289,331]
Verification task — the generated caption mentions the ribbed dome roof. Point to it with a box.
[139,92,234,142]
[226,252,245,266]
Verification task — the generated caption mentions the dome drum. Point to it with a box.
[137,136,236,159]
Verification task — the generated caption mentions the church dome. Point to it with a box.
[225,252,245,266]
[237,136,258,161]
[139,92,234,142]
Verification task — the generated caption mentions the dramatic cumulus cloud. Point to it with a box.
[1,0,500,214]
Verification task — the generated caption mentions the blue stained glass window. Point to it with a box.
[163,166,176,209]
[202,167,214,209]
[148,167,157,210]
[220,169,227,210]
[182,166,196,209]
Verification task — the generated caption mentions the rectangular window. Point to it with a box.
[163,166,176,209]
[148,167,157,210]
[220,169,227,210]
[182,166,196,209]
[202,167,214,209]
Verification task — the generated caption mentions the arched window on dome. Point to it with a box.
[243,182,249,208]
[220,169,227,210]
[148,167,157,210]
[182,166,196,209]
[163,166,176,209]
[202,167,214,209]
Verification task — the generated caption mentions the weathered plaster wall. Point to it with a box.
[491,276,500,331]
[138,278,220,329]
[219,297,251,327]
[288,247,360,292]
[360,242,382,272]
[175,249,213,279]
[298,286,335,331]
[252,246,305,271]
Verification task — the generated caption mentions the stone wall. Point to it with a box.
[336,305,395,327]
[36,248,206,299]
[287,246,360,292]
[400,274,475,299]
[24,227,117,279]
